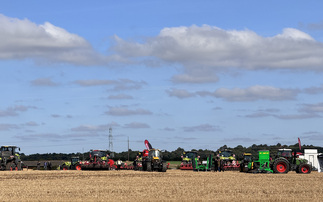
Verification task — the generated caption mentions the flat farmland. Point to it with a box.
[0,170,322,201]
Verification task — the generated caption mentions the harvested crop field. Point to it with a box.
[0,170,322,201]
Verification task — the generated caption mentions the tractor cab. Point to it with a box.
[148,149,162,161]
[71,156,80,165]
[277,149,292,158]
[243,153,252,162]
[1,146,20,158]
[182,151,197,162]
[89,150,108,162]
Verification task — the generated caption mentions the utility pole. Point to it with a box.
[109,127,113,157]
[128,136,130,161]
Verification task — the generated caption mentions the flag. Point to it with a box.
[298,137,301,150]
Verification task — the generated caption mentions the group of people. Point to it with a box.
[36,161,52,170]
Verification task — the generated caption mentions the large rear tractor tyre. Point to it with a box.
[146,163,152,172]
[298,164,311,174]
[273,158,289,174]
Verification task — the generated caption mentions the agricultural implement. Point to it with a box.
[192,154,212,171]
[180,151,197,170]
[81,150,115,170]
[246,150,273,173]
[243,149,312,174]
[0,146,22,171]
[140,140,167,172]
[60,156,82,170]
[217,149,240,171]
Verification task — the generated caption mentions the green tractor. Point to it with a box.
[239,152,252,172]
[0,146,22,171]
[60,156,82,170]
[192,153,213,171]
[272,148,311,174]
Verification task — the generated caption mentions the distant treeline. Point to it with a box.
[20,143,323,162]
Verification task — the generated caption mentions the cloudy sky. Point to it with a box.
[1,1,323,154]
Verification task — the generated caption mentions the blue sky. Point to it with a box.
[1,1,323,154]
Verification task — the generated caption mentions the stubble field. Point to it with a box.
[0,169,322,201]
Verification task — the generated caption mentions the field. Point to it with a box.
[0,169,322,201]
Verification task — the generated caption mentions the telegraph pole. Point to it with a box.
[109,127,113,157]
[128,136,130,161]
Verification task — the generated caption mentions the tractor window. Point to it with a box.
[244,155,252,161]
[149,150,161,158]
[185,152,196,159]
[279,151,292,157]
[220,151,232,157]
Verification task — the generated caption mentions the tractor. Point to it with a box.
[272,148,311,174]
[81,150,115,170]
[239,152,252,172]
[0,146,22,171]
[180,151,197,170]
[217,149,240,171]
[60,156,82,170]
[141,140,167,172]
[192,153,212,171]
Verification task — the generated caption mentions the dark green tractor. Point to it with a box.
[272,149,311,174]
[0,146,22,171]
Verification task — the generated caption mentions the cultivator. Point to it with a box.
[217,149,240,171]
[180,151,197,170]
[81,150,115,170]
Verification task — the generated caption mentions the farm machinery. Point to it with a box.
[242,149,312,174]
[239,152,252,172]
[139,140,167,172]
[192,153,213,171]
[0,146,22,171]
[81,149,115,170]
[60,156,82,170]
[180,151,197,170]
[217,149,240,171]
[272,148,311,174]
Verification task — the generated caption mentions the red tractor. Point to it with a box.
[81,150,115,170]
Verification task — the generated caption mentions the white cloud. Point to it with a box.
[0,14,106,65]
[166,88,196,99]
[123,122,150,129]
[71,124,113,132]
[105,106,152,116]
[113,25,323,83]
[183,124,221,132]
[31,78,59,86]
[198,85,299,101]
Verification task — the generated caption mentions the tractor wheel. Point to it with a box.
[17,162,22,171]
[75,165,82,170]
[62,165,69,170]
[161,163,167,172]
[273,158,289,174]
[6,162,12,171]
[146,163,152,172]
[298,164,311,174]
